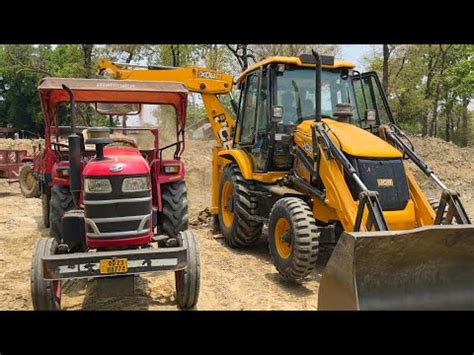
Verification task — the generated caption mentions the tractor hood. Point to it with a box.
[295,119,402,159]
[82,146,150,176]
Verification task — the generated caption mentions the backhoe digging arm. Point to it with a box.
[97,59,236,149]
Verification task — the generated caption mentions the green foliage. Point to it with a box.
[1,43,470,147]
[365,44,474,146]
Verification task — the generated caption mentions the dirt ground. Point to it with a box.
[0,135,472,310]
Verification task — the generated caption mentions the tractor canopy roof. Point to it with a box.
[38,77,188,126]
[237,55,356,82]
[39,77,188,106]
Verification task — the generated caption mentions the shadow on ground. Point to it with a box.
[0,191,17,197]
[62,276,176,310]
[210,227,332,298]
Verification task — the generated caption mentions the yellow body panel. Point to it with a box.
[237,56,355,82]
[295,119,402,158]
[405,167,436,226]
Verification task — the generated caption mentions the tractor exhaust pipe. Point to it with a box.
[62,84,81,208]
[312,48,322,122]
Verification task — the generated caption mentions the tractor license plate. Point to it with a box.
[99,258,128,274]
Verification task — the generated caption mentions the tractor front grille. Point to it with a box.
[84,175,152,239]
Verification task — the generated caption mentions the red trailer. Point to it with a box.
[0,149,29,178]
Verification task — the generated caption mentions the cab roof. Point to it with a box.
[237,55,355,82]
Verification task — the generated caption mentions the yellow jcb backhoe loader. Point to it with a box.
[97,52,474,310]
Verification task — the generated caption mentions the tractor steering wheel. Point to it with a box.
[108,137,139,148]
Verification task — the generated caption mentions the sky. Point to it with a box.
[339,45,375,71]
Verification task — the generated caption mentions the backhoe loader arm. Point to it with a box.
[97,59,236,148]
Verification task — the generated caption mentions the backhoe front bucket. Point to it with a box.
[318,225,474,310]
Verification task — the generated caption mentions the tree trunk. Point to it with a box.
[171,45,180,67]
[81,44,94,78]
[382,44,389,94]
[445,105,452,142]
[461,99,470,147]
[429,99,439,137]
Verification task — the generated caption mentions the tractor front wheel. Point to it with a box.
[268,197,319,280]
[175,230,200,309]
[30,237,61,310]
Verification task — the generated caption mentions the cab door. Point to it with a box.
[235,68,270,172]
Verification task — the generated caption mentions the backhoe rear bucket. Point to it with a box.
[318,225,474,310]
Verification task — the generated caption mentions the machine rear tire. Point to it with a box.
[157,180,188,238]
[19,163,40,198]
[175,230,200,309]
[30,237,61,310]
[268,197,319,280]
[50,185,75,242]
[218,163,263,247]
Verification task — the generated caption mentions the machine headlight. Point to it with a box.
[84,178,112,194]
[122,176,150,193]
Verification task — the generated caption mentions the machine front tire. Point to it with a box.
[268,197,319,280]
[175,230,200,309]
[157,180,188,238]
[218,163,263,247]
[49,185,75,242]
[30,237,61,310]
[429,197,448,223]
[19,163,40,198]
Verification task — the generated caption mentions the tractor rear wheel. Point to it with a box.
[19,163,39,198]
[30,237,61,310]
[268,197,319,280]
[157,180,188,238]
[218,163,263,247]
[175,230,200,309]
[50,185,75,242]
[42,192,50,228]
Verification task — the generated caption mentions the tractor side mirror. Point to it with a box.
[365,109,376,123]
[272,105,284,122]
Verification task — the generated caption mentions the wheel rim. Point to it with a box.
[221,180,234,228]
[274,217,292,259]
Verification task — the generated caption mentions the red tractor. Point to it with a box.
[30,77,200,310]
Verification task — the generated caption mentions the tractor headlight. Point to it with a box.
[122,176,150,193]
[84,178,112,194]
[163,164,180,174]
